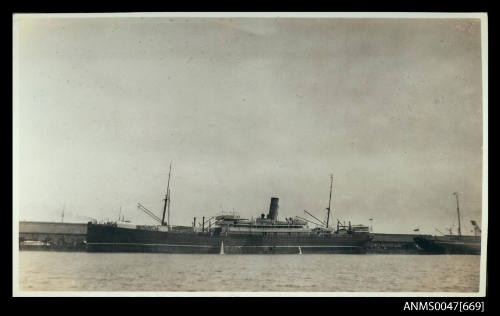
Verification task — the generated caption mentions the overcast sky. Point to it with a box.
[14,16,484,234]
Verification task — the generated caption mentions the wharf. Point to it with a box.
[366,233,429,254]
[19,221,437,253]
[19,221,87,251]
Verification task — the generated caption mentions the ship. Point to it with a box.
[86,172,372,254]
[413,235,481,255]
[413,192,481,255]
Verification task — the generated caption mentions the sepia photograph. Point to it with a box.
[12,12,487,297]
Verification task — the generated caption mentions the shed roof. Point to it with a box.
[19,221,87,235]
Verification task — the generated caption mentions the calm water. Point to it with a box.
[19,251,480,292]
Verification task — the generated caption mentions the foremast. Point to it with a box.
[161,163,172,229]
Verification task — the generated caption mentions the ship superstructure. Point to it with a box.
[212,197,311,236]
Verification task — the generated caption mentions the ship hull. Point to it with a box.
[414,236,481,255]
[86,223,370,254]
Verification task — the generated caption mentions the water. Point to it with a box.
[19,251,480,292]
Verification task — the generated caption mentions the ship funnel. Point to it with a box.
[268,197,279,221]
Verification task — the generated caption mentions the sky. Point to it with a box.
[14,16,484,235]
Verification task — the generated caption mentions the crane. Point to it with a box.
[137,203,162,224]
[470,220,481,236]
[304,210,327,227]
[295,215,325,228]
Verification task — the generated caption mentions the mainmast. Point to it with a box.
[453,192,462,238]
[326,174,333,228]
[167,163,172,230]
[161,163,172,228]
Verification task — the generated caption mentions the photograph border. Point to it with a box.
[12,11,488,298]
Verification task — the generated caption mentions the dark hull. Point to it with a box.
[86,223,371,254]
[414,236,481,255]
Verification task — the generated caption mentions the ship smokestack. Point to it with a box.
[268,197,279,221]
